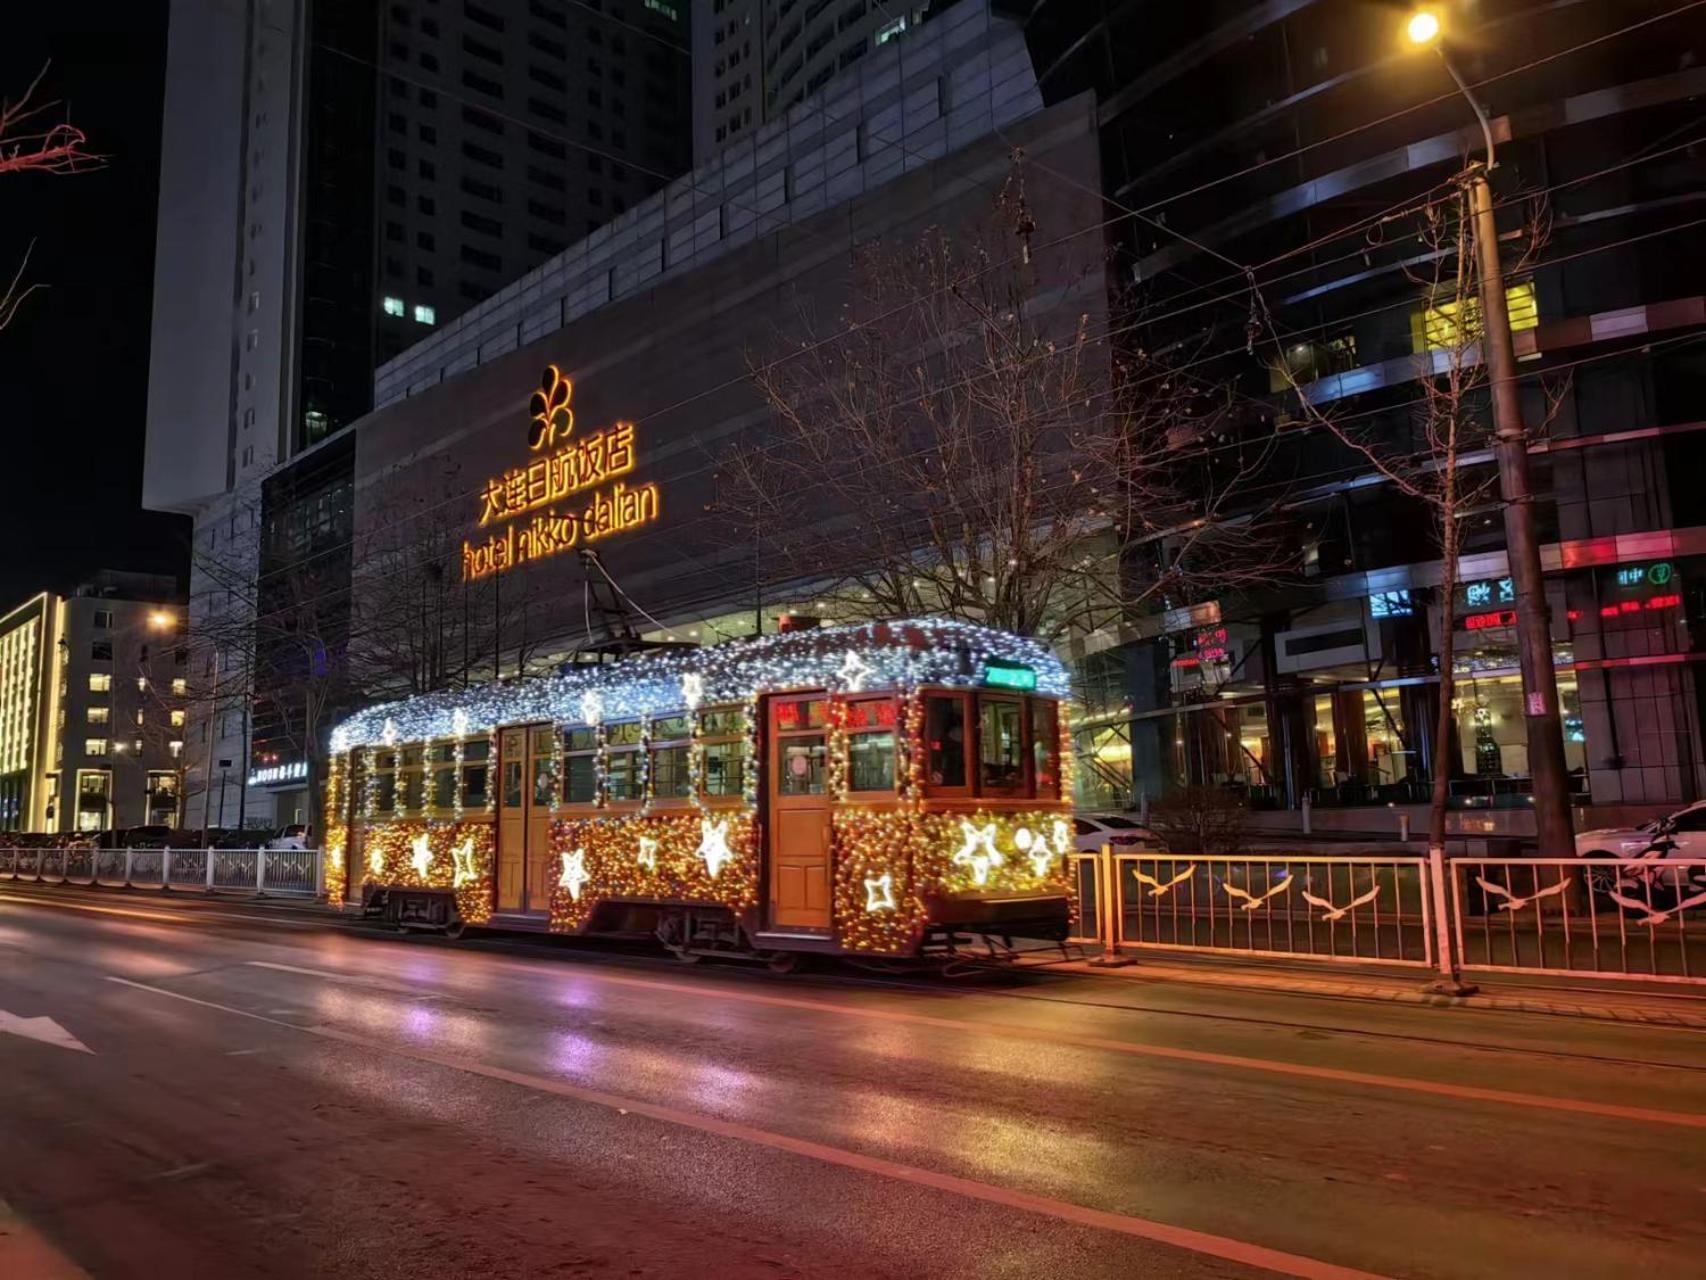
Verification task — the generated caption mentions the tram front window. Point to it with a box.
[779,737,827,795]
[978,697,1024,795]
[847,698,896,792]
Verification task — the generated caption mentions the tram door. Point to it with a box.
[497,724,557,914]
[344,751,367,904]
[766,695,831,931]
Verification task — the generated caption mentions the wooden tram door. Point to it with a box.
[766,695,831,931]
[497,724,557,915]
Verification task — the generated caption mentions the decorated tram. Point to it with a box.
[323,619,1076,964]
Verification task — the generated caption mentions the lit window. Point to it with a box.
[1414,281,1538,352]
[85,738,109,757]
[137,676,149,692]
[133,739,144,755]
[168,740,184,758]
[171,709,186,727]
[88,673,112,694]
[172,677,187,695]
[87,707,109,725]
[875,16,907,44]
[413,303,436,325]
[382,295,406,317]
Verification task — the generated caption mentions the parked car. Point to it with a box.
[1575,801,1706,908]
[118,825,177,849]
[261,824,312,850]
[1072,813,1164,854]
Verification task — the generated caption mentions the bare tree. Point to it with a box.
[716,165,1281,646]
[1,65,98,331]
[1271,183,1559,857]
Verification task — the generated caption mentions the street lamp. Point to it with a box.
[1405,9,1574,859]
[149,610,174,631]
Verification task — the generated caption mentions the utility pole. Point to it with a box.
[1465,164,1574,855]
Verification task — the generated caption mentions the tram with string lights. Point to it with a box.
[323,619,1076,966]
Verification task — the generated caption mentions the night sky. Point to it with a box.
[0,4,189,605]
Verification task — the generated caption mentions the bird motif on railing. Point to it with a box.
[1131,864,1195,898]
[1605,885,1706,927]
[1300,884,1381,922]
[1475,877,1569,912]
[1221,872,1292,911]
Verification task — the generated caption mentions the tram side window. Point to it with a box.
[429,743,457,810]
[1031,698,1061,799]
[606,721,642,802]
[564,727,597,804]
[977,697,1025,796]
[532,726,557,805]
[846,697,897,792]
[373,750,397,813]
[462,737,491,809]
[924,694,968,790]
[400,746,426,812]
[701,706,743,798]
[651,714,691,800]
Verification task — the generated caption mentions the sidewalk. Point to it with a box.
[1030,948,1706,1029]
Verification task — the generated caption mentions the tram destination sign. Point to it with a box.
[982,660,1038,691]
[461,364,662,581]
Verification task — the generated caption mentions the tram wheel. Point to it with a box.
[765,951,802,975]
[669,948,704,965]
[443,919,465,940]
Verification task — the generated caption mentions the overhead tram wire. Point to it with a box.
[180,321,1706,659]
[191,197,1706,632]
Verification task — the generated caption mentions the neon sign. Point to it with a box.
[462,364,661,581]
[1465,609,1518,630]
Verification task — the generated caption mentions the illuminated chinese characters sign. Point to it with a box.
[461,364,662,581]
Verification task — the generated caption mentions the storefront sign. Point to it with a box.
[1460,577,1515,609]
[247,761,307,787]
[1369,589,1413,618]
[462,365,661,581]
[1464,609,1518,631]
[1615,561,1673,590]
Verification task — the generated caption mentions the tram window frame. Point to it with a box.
[461,736,491,809]
[1030,698,1061,800]
[372,749,398,814]
[428,741,458,811]
[605,720,643,805]
[975,694,1026,798]
[398,745,426,813]
[922,691,972,796]
[700,705,744,802]
[562,726,597,805]
[845,695,898,796]
[649,713,692,803]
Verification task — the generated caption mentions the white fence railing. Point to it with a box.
[0,846,323,899]
[1075,847,1706,986]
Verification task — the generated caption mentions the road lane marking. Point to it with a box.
[102,974,1385,1280]
[334,956,1706,1130]
[244,960,426,995]
[0,891,328,930]
[0,1010,92,1053]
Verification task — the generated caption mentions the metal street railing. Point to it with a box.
[1449,856,1706,984]
[0,846,324,900]
[1106,852,1435,967]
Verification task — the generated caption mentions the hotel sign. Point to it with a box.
[462,364,661,580]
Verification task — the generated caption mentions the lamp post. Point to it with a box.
[1407,10,1574,858]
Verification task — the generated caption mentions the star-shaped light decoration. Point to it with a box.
[636,836,659,871]
[836,648,872,693]
[1050,818,1072,857]
[953,820,1003,886]
[579,690,604,727]
[410,832,433,881]
[681,671,705,711]
[451,836,481,887]
[698,817,733,879]
[864,872,896,913]
[1012,826,1055,877]
[366,845,385,878]
[451,708,470,738]
[558,849,589,901]
[380,718,398,747]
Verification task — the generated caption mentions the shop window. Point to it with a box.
[977,697,1025,796]
[846,698,896,793]
[700,706,744,798]
[924,693,968,790]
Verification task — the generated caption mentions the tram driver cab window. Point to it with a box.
[977,697,1024,796]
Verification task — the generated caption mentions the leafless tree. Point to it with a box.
[1,66,98,331]
[716,165,1281,646]
[1271,183,1559,855]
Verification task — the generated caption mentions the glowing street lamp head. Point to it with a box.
[148,610,174,631]
[1405,9,1441,46]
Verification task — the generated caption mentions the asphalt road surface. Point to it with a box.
[2,886,1704,1279]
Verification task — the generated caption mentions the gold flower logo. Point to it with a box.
[528,364,574,451]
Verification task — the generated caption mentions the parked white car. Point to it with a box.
[1072,814,1164,854]
[261,823,312,851]
[1574,802,1706,903]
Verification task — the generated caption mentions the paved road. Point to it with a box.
[1,886,1704,1279]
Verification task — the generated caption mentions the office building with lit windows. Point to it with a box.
[144,0,693,830]
[0,573,188,835]
[1002,0,1706,831]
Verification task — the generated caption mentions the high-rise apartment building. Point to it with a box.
[690,0,929,164]
[144,0,692,830]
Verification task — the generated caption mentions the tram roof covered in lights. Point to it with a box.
[330,618,1069,752]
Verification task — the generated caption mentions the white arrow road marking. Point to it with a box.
[0,1010,92,1053]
